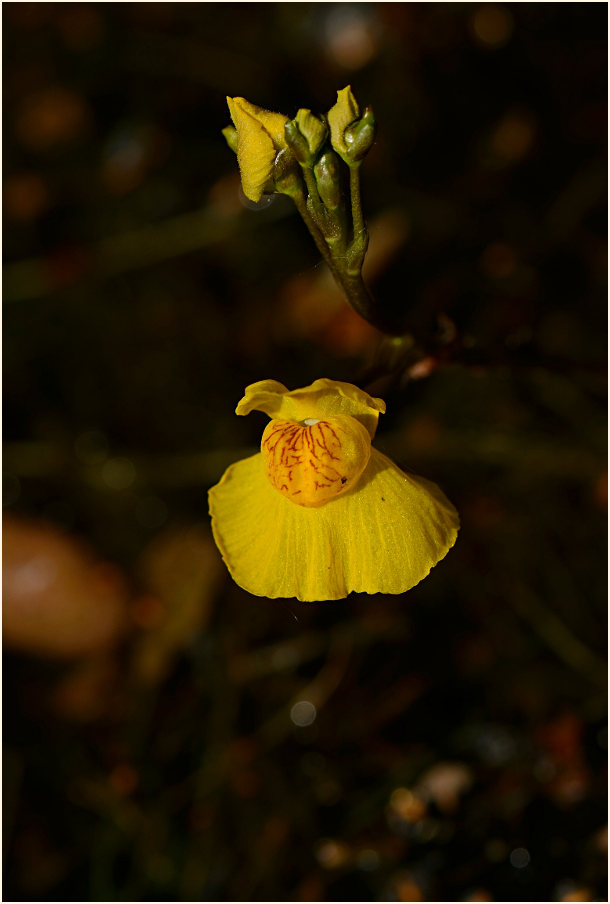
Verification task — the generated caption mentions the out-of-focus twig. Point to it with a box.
[3,202,290,304]
[509,581,606,686]
[4,423,603,492]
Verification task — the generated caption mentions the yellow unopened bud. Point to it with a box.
[327,86,360,158]
[226,96,289,202]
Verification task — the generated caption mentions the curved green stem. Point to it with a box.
[340,271,385,331]
[301,166,345,250]
[301,168,325,223]
[349,164,365,237]
[292,192,341,277]
[292,192,389,331]
[285,161,397,333]
[350,163,367,240]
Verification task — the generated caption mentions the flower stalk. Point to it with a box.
[347,162,368,271]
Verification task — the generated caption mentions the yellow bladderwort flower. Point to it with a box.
[208,379,459,602]
[226,96,289,202]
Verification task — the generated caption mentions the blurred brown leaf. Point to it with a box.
[3,515,129,658]
[131,523,224,685]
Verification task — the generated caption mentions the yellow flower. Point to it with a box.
[226,96,289,202]
[208,379,459,602]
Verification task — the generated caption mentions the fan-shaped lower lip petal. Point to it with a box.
[208,448,459,602]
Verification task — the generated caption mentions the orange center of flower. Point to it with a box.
[261,416,371,507]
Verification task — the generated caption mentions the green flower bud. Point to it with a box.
[344,106,376,162]
[295,109,328,157]
[273,148,304,198]
[284,120,312,165]
[285,109,328,166]
[314,151,342,210]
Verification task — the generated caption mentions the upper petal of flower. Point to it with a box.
[236,378,386,438]
[227,97,289,149]
[226,97,289,202]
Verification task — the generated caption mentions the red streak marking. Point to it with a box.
[289,435,302,450]
[314,437,339,462]
[314,423,340,461]
[322,422,341,445]
[309,460,341,483]
[322,465,342,480]
[266,421,353,502]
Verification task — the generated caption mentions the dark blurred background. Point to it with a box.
[2,3,607,902]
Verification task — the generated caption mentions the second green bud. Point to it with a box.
[314,150,343,210]
[285,109,328,166]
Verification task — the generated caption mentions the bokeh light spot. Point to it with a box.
[3,172,49,222]
[509,846,531,869]
[315,838,350,869]
[101,457,136,490]
[16,86,89,151]
[471,4,514,48]
[290,700,317,727]
[322,5,380,69]
[388,786,427,823]
[394,873,424,901]
[488,112,536,165]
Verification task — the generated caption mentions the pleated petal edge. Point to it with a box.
[209,450,459,603]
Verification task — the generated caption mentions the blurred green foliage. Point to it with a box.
[3,3,607,902]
